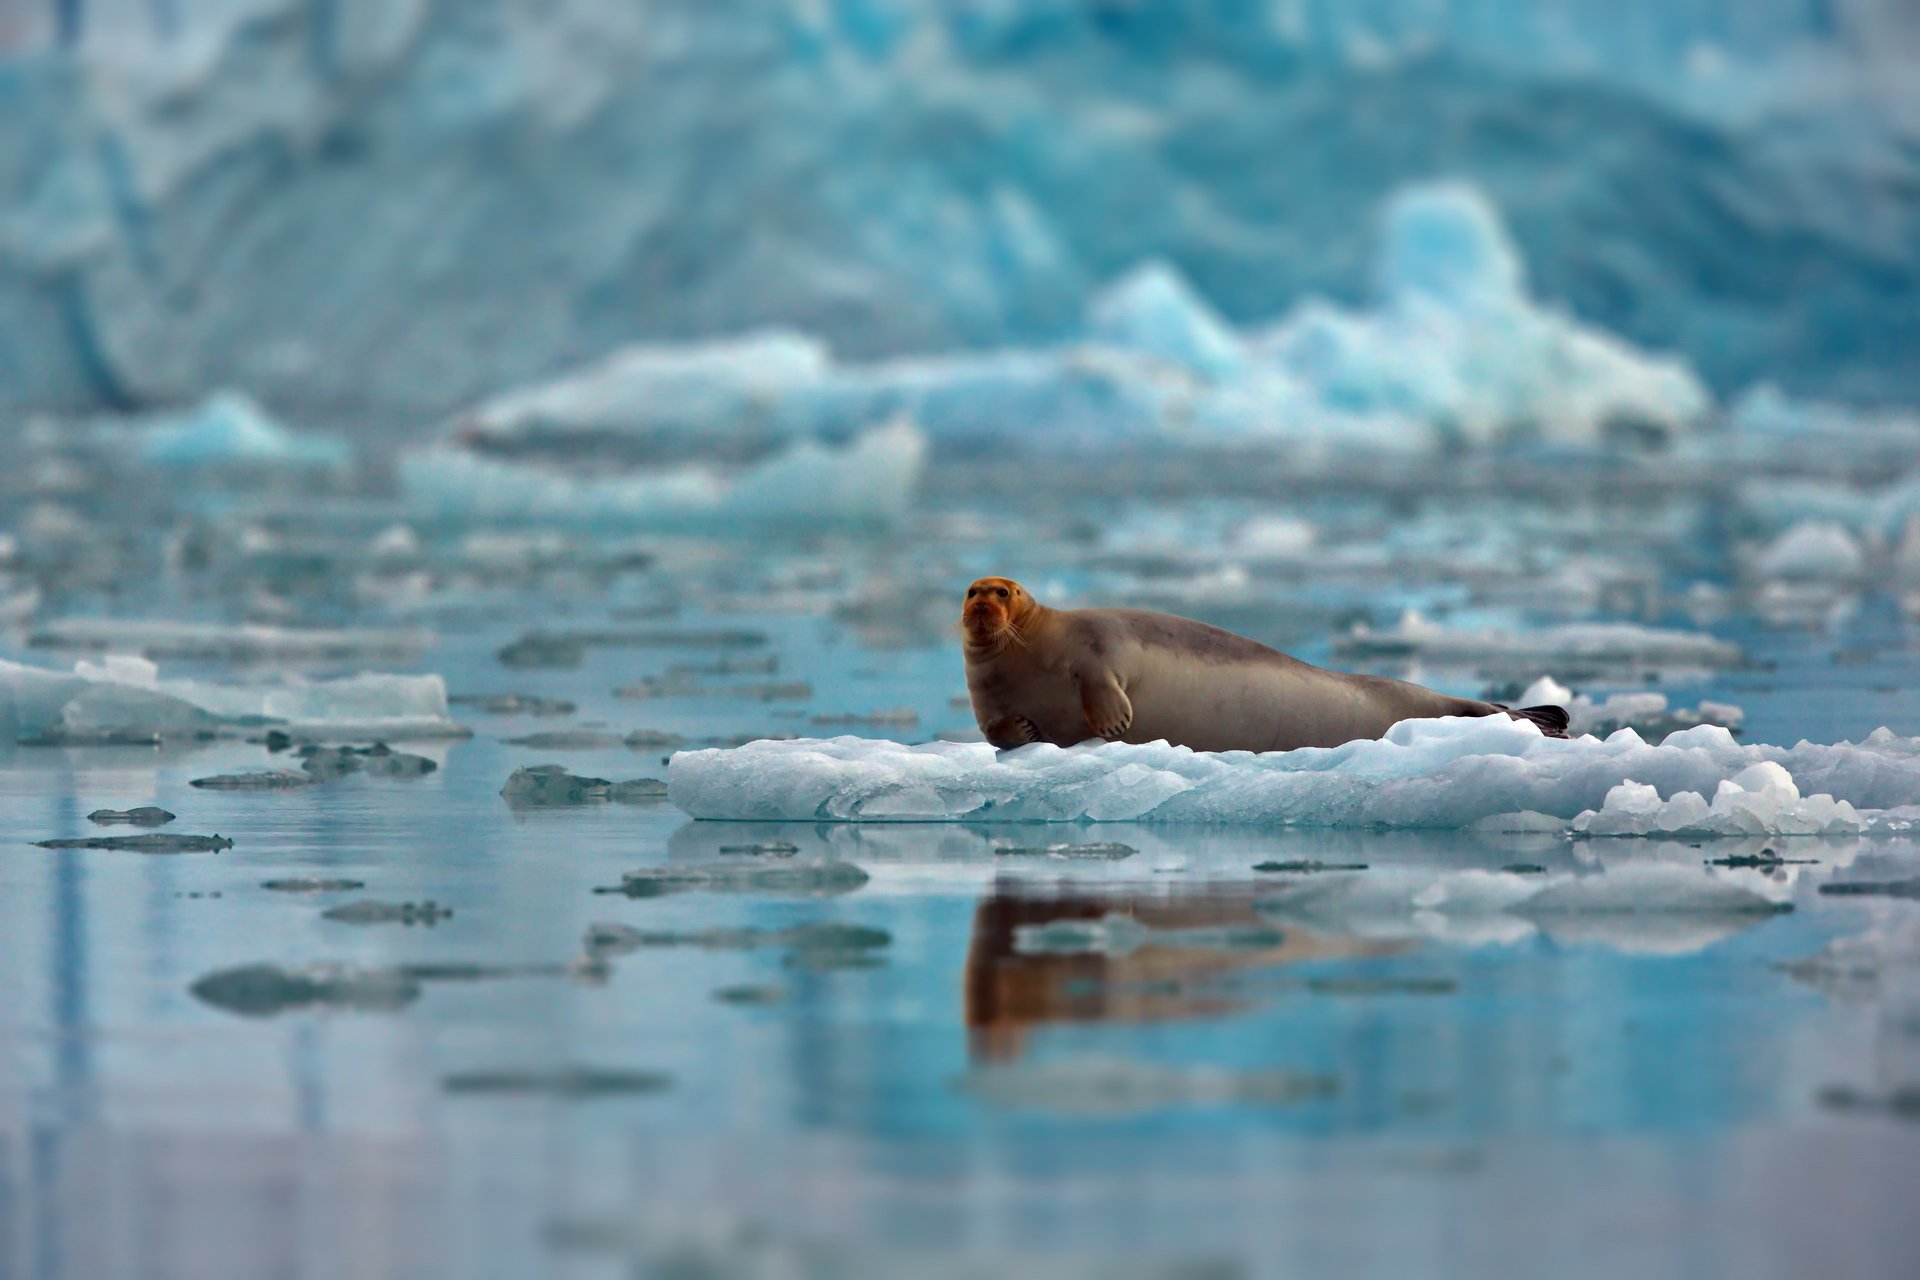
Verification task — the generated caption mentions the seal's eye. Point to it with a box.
[996,588,1009,598]
[965,588,976,598]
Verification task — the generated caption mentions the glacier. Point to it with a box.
[2,0,1915,420]
[666,717,1920,829]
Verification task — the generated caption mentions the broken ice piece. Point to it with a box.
[716,841,800,856]
[261,877,366,893]
[994,842,1137,860]
[449,693,577,716]
[669,654,779,676]
[300,743,438,780]
[321,899,453,926]
[1706,848,1816,868]
[811,708,920,728]
[499,764,668,807]
[624,729,689,747]
[1253,860,1369,873]
[597,860,869,898]
[190,963,418,1016]
[87,806,175,826]
[713,985,787,1005]
[502,730,628,750]
[1818,878,1920,900]
[442,1067,670,1098]
[36,833,233,853]
[190,770,315,790]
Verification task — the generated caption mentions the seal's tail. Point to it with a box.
[1497,703,1571,738]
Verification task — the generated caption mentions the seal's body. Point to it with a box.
[961,577,1568,753]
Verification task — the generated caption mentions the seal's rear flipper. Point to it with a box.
[1499,704,1570,738]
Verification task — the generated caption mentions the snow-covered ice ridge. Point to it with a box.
[667,717,1919,832]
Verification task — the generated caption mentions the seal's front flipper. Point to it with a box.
[983,712,1042,749]
[1078,672,1134,741]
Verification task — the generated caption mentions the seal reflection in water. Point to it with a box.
[961,576,1569,752]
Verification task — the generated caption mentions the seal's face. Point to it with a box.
[962,577,1031,649]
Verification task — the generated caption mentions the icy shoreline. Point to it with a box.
[667,717,1917,831]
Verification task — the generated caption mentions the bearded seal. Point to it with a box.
[961,576,1569,752]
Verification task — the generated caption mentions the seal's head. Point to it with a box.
[962,577,1036,653]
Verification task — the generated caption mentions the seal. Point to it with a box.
[960,576,1569,752]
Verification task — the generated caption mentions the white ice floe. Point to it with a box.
[400,420,925,529]
[30,618,429,664]
[1336,610,1743,670]
[669,718,1914,829]
[1570,764,1861,837]
[122,391,351,469]
[1514,675,1743,739]
[0,654,466,743]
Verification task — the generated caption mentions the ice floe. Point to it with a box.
[121,391,352,470]
[1336,611,1744,672]
[1570,765,1861,838]
[668,718,1919,830]
[0,653,465,744]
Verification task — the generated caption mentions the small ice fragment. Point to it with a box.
[625,729,690,748]
[811,708,920,728]
[1754,521,1865,581]
[713,985,786,1006]
[449,693,577,716]
[1818,878,1920,900]
[1253,860,1368,873]
[261,877,366,893]
[503,730,628,750]
[500,765,669,807]
[35,833,234,853]
[190,770,316,790]
[190,963,419,1016]
[441,1068,670,1097]
[87,806,175,826]
[321,900,453,926]
[995,842,1137,860]
[1305,975,1457,996]
[717,841,800,856]
[602,860,869,898]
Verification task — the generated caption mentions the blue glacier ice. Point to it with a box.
[1,0,1914,420]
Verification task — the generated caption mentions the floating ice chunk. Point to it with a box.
[1570,763,1862,838]
[1754,521,1866,581]
[35,833,234,853]
[402,419,925,529]
[600,860,869,899]
[1229,514,1317,560]
[190,964,420,1017]
[127,392,351,469]
[0,655,464,743]
[32,618,428,664]
[1084,261,1243,379]
[500,765,667,808]
[669,720,1920,827]
[1338,611,1744,670]
[442,1067,670,1098]
[189,770,315,791]
[322,900,452,926]
[87,805,174,826]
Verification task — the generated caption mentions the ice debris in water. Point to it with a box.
[597,860,869,899]
[190,964,420,1017]
[502,729,629,750]
[31,619,428,664]
[123,392,351,470]
[994,842,1138,860]
[1570,764,1861,838]
[189,770,315,791]
[1336,612,1743,671]
[0,654,465,744]
[442,1067,671,1098]
[87,806,175,826]
[321,900,453,926]
[669,720,1920,829]
[499,765,669,808]
[298,743,438,780]
[1512,676,1743,739]
[584,921,888,961]
[261,877,366,893]
[35,833,233,853]
[1818,878,1920,900]
[958,1057,1338,1115]
[448,693,577,716]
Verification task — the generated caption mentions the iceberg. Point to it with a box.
[0,653,466,744]
[123,391,351,470]
[667,719,1919,828]
[1570,765,1863,838]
